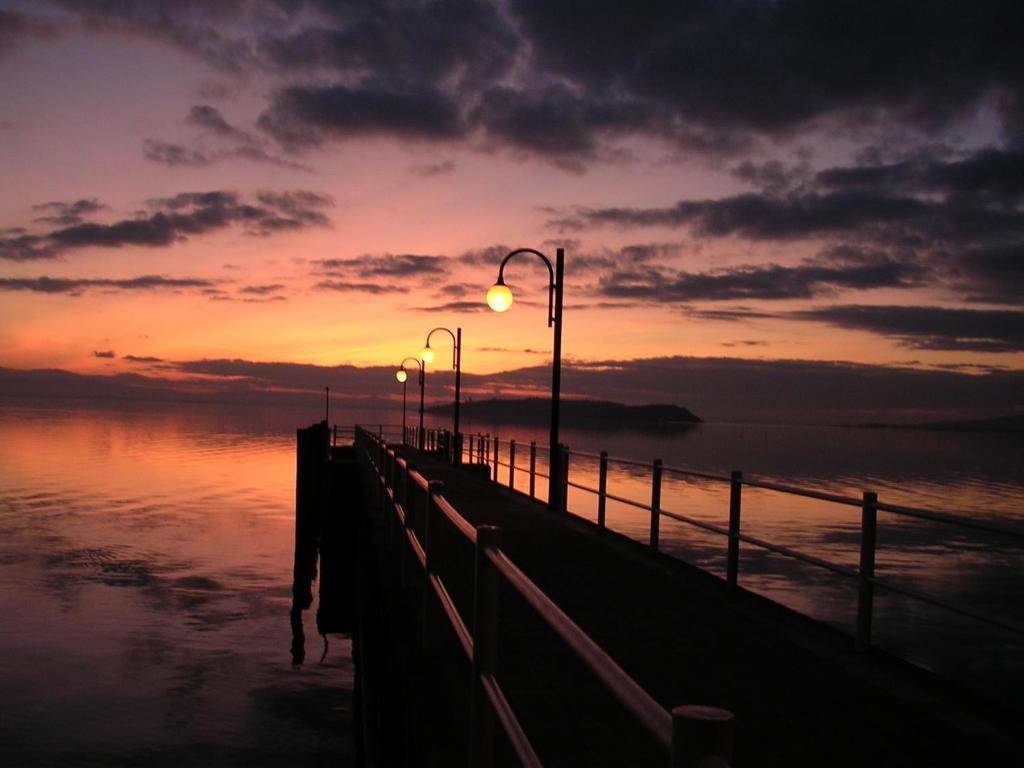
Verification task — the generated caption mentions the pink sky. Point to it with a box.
[1,2,1022,412]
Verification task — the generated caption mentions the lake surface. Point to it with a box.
[1,396,1021,765]
[0,398,358,767]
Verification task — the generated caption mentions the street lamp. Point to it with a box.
[397,356,424,449]
[422,327,462,463]
[485,247,565,510]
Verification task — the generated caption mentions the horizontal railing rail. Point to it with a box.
[354,425,734,767]
[410,425,1024,659]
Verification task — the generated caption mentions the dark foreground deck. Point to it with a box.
[368,444,1018,767]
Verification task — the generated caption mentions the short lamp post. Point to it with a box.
[397,356,424,449]
[422,327,462,463]
[486,247,565,511]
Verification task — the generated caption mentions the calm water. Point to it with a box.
[1,397,1021,764]
[0,399,359,767]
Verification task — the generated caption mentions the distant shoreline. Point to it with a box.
[426,397,701,430]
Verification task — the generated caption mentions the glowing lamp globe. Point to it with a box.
[395,369,408,383]
[421,346,435,364]
[487,282,514,312]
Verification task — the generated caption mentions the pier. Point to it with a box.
[298,422,1020,767]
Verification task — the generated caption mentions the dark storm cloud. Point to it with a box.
[0,9,57,56]
[257,80,466,149]
[313,254,448,278]
[471,85,652,168]
[599,251,925,302]
[816,148,1024,202]
[0,275,216,294]
[793,305,1024,353]
[550,192,937,239]
[510,0,1024,140]
[313,280,409,294]
[258,0,518,85]
[952,245,1024,304]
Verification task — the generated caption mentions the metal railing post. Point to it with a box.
[670,705,735,768]
[857,491,878,652]
[422,481,444,649]
[727,470,742,588]
[529,441,537,498]
[469,525,502,768]
[650,459,663,550]
[597,451,608,528]
[559,445,570,513]
[493,437,500,483]
[509,439,516,490]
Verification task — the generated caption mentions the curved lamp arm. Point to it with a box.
[424,326,459,369]
[493,248,557,326]
[399,356,424,384]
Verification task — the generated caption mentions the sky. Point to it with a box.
[1,1,1022,421]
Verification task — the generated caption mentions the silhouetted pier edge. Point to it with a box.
[294,421,1019,767]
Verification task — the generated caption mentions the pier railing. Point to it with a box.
[408,426,1024,658]
[354,425,735,768]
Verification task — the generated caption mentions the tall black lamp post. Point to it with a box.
[421,327,462,462]
[397,356,424,449]
[486,247,565,510]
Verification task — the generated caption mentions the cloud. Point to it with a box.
[123,355,164,363]
[598,250,925,302]
[313,280,408,294]
[93,350,115,359]
[793,305,1024,353]
[313,253,448,279]
[186,104,254,143]
[409,160,455,177]
[142,139,211,167]
[258,80,466,149]
[413,300,487,313]
[1,190,332,260]
[35,2,1024,170]
[238,283,285,296]
[32,198,106,226]
[0,9,57,57]
[0,275,216,295]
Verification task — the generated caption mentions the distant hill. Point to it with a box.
[855,414,1024,433]
[428,397,701,429]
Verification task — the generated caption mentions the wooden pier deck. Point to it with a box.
[368,444,1018,767]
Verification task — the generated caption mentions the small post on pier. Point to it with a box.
[650,459,663,550]
[559,445,570,513]
[727,470,743,589]
[670,705,734,768]
[856,491,878,652]
[529,442,537,498]
[597,451,608,528]
[422,481,444,649]
[493,437,500,483]
[469,525,502,768]
[509,440,516,490]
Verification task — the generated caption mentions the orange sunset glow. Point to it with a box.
[1,1,1022,424]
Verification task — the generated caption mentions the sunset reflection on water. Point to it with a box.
[0,399,360,767]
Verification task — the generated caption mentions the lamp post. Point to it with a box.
[422,327,462,463]
[397,356,424,449]
[486,247,564,510]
